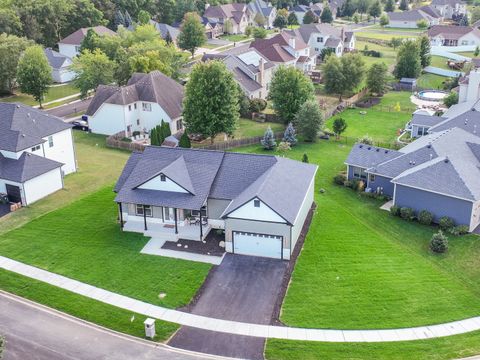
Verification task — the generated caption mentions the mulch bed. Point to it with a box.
[356,97,381,108]
[161,230,225,257]
[270,203,317,326]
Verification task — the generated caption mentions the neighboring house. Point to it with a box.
[250,32,316,72]
[291,3,327,24]
[150,20,180,44]
[459,68,480,103]
[202,47,276,99]
[85,71,184,137]
[0,103,77,206]
[428,25,480,46]
[248,0,277,28]
[204,3,253,34]
[58,26,117,58]
[201,17,223,39]
[345,103,480,232]
[287,23,355,59]
[430,0,467,19]
[387,6,442,29]
[44,48,75,83]
[115,146,318,260]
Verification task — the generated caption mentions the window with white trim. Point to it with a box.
[48,136,54,148]
[176,119,183,131]
[369,173,375,182]
[160,174,166,182]
[352,166,367,180]
[142,102,152,111]
[254,199,261,207]
[31,145,41,152]
[136,204,152,217]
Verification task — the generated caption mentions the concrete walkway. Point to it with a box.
[2,255,480,343]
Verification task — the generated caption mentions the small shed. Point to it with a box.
[398,78,417,91]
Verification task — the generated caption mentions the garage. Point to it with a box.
[232,231,283,259]
[5,184,22,203]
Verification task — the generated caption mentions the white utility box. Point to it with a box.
[144,318,155,339]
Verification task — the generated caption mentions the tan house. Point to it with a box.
[204,3,253,34]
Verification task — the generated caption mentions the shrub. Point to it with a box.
[400,207,415,221]
[334,173,347,185]
[302,153,309,163]
[261,126,276,150]
[439,216,455,231]
[361,49,382,58]
[430,231,448,253]
[417,210,433,225]
[277,141,291,152]
[450,225,469,236]
[249,98,267,113]
[390,205,400,216]
[355,180,365,192]
[358,134,374,145]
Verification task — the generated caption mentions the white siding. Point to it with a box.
[58,43,79,58]
[52,67,76,83]
[291,174,315,250]
[227,198,287,223]
[138,175,188,193]
[88,104,126,136]
[42,129,77,175]
[22,168,63,205]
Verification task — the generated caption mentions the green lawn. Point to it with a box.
[417,73,448,90]
[456,51,476,58]
[219,34,250,42]
[356,40,397,69]
[0,83,79,106]
[0,186,211,308]
[235,118,284,138]
[355,31,417,41]
[430,55,451,70]
[325,91,413,144]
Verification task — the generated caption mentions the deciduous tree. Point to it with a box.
[332,117,347,139]
[288,12,299,26]
[323,53,365,100]
[273,14,288,28]
[368,0,382,23]
[303,10,316,24]
[295,100,324,142]
[367,62,388,95]
[177,12,207,59]
[394,39,421,79]
[418,35,431,68]
[0,34,32,93]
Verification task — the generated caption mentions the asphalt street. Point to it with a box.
[46,98,92,118]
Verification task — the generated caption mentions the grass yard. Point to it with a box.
[0,83,79,106]
[325,91,413,144]
[0,186,211,309]
[430,55,451,70]
[356,40,397,69]
[417,73,448,89]
[234,118,284,138]
[456,51,476,58]
[355,31,417,41]
[219,34,250,42]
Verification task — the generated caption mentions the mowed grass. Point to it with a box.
[0,269,179,341]
[430,55,451,70]
[356,40,397,69]
[355,31,417,41]
[325,91,413,144]
[235,118,284,138]
[417,73,448,89]
[0,83,79,106]
[0,186,211,309]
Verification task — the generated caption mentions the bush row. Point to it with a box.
[333,173,389,201]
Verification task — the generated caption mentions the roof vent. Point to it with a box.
[412,160,416,165]
[427,142,432,148]
[430,154,433,160]
[27,113,30,117]
[359,144,363,148]
[385,150,389,153]
[445,156,449,163]
[367,146,371,150]
[376,148,380,152]
[16,104,20,108]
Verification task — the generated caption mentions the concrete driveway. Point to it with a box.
[169,254,288,360]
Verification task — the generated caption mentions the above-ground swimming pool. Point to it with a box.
[416,90,448,102]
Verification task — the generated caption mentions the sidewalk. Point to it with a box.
[1,255,480,343]
[33,92,81,109]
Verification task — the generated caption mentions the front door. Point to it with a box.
[163,207,175,222]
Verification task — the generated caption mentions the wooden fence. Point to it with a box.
[106,131,146,152]
[195,131,284,151]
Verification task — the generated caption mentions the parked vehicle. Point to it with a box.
[71,119,89,131]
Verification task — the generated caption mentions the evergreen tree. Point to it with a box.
[273,14,288,28]
[295,100,324,142]
[321,7,333,23]
[261,127,277,150]
[303,10,316,24]
[384,0,395,12]
[288,12,299,26]
[302,153,309,163]
[161,120,171,138]
[418,35,431,68]
[283,122,297,145]
[124,11,133,28]
[340,0,356,17]
[459,14,469,26]
[179,130,191,148]
[475,46,480,57]
[394,40,421,79]
[399,0,408,11]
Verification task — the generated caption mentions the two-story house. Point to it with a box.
[430,0,467,20]
[0,103,77,206]
[204,3,253,34]
[85,71,184,137]
[58,26,117,58]
[287,24,355,59]
[248,0,277,28]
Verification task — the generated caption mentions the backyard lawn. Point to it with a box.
[0,83,79,107]
[417,73,448,90]
[430,55,451,70]
[355,40,397,69]
[325,91,414,144]
[235,118,284,138]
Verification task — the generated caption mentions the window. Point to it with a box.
[352,166,367,180]
[31,145,41,152]
[369,173,376,182]
[160,174,166,182]
[134,103,137,110]
[142,102,152,111]
[254,199,261,207]
[128,105,132,111]
[137,119,140,126]
[317,37,323,42]
[75,45,81,52]
[315,47,319,51]
[462,40,468,45]
[136,204,152,217]
[176,119,183,131]
[48,136,54,148]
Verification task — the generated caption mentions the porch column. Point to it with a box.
[118,203,123,229]
[174,208,178,234]
[143,205,147,231]
[199,212,203,240]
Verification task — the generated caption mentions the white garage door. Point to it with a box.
[233,231,282,259]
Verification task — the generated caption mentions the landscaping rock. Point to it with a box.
[219,241,225,248]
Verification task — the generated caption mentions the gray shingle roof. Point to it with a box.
[59,26,116,45]
[86,71,184,119]
[410,114,445,127]
[345,143,402,168]
[0,152,62,183]
[0,103,72,152]
[44,48,71,69]
[150,21,180,43]
[115,147,318,224]
[429,109,480,135]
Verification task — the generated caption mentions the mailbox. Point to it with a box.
[144,318,155,339]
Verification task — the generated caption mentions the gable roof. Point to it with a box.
[410,114,446,127]
[345,143,402,168]
[59,26,116,45]
[387,8,437,22]
[115,147,318,224]
[150,21,180,43]
[428,25,480,40]
[0,152,63,183]
[44,48,71,69]
[204,3,249,24]
[86,71,184,119]
[429,109,480,135]
[431,0,465,5]
[0,103,72,152]
[249,33,305,63]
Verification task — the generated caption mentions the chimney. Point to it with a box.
[467,68,480,102]
[341,27,345,41]
[288,36,295,49]
[258,57,265,87]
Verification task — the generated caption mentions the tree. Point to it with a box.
[475,46,480,57]
[332,117,347,139]
[0,8,22,35]
[283,122,297,145]
[321,7,334,23]
[179,130,191,148]
[302,153,309,163]
[177,12,207,59]
[0,34,32,93]
[115,9,126,29]
[340,0,356,17]
[303,10,316,24]
[150,125,162,145]
[356,0,370,20]
[268,66,315,123]
[368,1,382,23]
[459,14,469,26]
[399,0,409,10]
[367,62,388,95]
[389,37,403,50]
[418,35,431,68]
[288,12,299,26]
[72,49,116,98]
[323,53,365,100]
[384,0,395,12]
[443,91,459,107]
[394,40,421,79]
[157,0,176,24]
[16,45,52,107]
[183,61,239,143]
[254,13,267,27]
[124,10,133,28]
[137,10,151,24]
[471,7,480,24]
[273,14,288,28]
[416,19,428,29]
[80,28,100,53]
[379,13,389,27]
[295,100,324,142]
[430,231,448,254]
[353,14,360,23]
[253,27,268,39]
[261,126,277,150]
